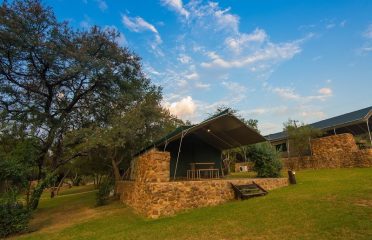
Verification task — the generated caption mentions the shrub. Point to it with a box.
[247,143,282,178]
[0,190,31,237]
[96,176,114,206]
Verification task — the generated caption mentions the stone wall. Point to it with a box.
[282,133,372,169]
[117,178,288,219]
[118,149,288,219]
[131,149,170,182]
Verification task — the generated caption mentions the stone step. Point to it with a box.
[230,182,268,200]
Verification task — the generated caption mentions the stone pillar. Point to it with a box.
[135,149,171,182]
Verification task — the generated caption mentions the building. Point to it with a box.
[133,109,266,180]
[265,106,372,154]
[117,110,288,218]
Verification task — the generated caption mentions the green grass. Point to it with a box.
[14,168,372,240]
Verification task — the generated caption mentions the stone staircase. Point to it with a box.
[230,182,268,200]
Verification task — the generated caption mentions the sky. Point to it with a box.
[46,0,372,135]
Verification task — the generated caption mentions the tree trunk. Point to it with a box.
[56,170,70,196]
[29,173,56,210]
[112,158,121,182]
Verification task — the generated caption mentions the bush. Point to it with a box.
[247,143,282,178]
[96,176,114,206]
[0,190,31,237]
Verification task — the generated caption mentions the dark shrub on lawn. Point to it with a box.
[96,176,114,206]
[248,142,282,178]
[0,190,31,237]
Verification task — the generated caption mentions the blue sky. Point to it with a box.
[46,0,372,134]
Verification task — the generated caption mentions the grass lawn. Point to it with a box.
[13,168,372,240]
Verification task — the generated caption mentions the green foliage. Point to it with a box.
[247,143,282,178]
[67,93,184,181]
[0,136,39,190]
[283,119,322,158]
[0,189,31,237]
[95,176,114,206]
[1,0,169,209]
[354,134,371,148]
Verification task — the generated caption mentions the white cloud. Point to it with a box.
[318,87,332,95]
[300,111,325,119]
[176,79,188,87]
[202,41,302,68]
[243,106,289,116]
[312,55,323,61]
[272,87,300,100]
[194,82,210,89]
[361,47,372,52]
[153,1,318,126]
[96,0,107,12]
[225,28,267,53]
[271,86,333,102]
[326,23,336,29]
[259,122,282,135]
[185,72,199,80]
[212,3,239,33]
[122,15,159,34]
[163,96,197,118]
[143,64,161,78]
[221,81,247,103]
[178,54,192,64]
[186,1,239,33]
[205,51,220,60]
[363,24,372,39]
[122,15,163,55]
[162,0,189,18]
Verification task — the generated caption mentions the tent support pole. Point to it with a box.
[367,118,372,146]
[286,139,290,158]
[173,130,187,180]
[333,128,337,135]
[163,139,168,152]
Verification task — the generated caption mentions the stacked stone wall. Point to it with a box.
[117,149,288,218]
[282,133,372,169]
[117,178,288,219]
[132,149,170,182]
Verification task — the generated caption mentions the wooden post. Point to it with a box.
[367,118,372,146]
[286,139,290,158]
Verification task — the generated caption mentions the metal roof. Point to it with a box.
[136,109,266,155]
[265,106,372,142]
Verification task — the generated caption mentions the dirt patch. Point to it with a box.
[354,199,372,207]
[29,207,98,233]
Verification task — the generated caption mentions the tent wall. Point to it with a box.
[163,133,222,178]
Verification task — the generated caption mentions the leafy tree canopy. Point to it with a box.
[0,0,168,208]
[283,119,322,168]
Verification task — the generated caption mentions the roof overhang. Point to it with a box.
[158,112,266,150]
[266,108,372,143]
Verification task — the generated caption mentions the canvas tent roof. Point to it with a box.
[137,109,266,155]
[265,106,372,142]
